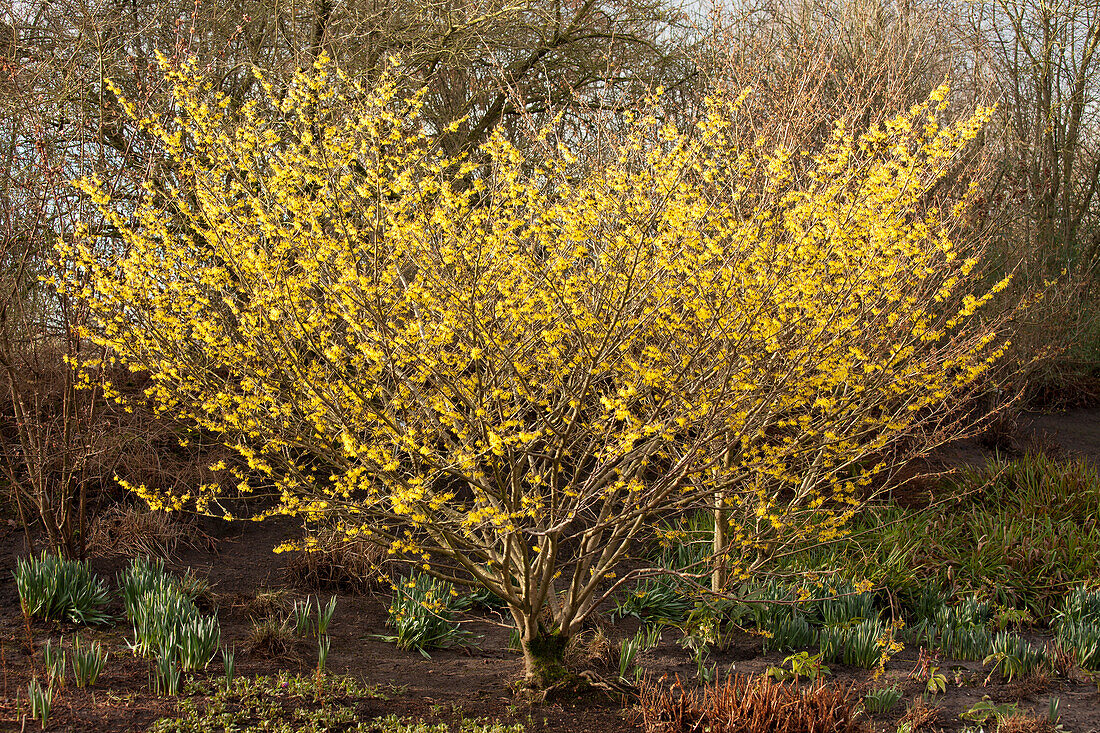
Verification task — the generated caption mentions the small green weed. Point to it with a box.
[221,645,235,691]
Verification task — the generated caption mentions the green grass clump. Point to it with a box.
[14,552,111,625]
[984,632,1048,682]
[119,557,220,675]
[72,634,108,688]
[760,611,816,653]
[771,454,1100,623]
[818,618,888,669]
[813,582,877,627]
[862,686,904,714]
[26,678,52,728]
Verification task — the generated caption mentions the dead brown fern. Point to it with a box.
[638,673,865,733]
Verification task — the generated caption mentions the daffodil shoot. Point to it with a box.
[60,55,1008,686]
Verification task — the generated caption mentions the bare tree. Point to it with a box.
[969,0,1100,269]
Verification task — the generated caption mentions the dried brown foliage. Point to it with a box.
[86,504,186,559]
[565,627,616,670]
[246,616,293,658]
[897,697,941,732]
[637,674,865,733]
[998,714,1057,733]
[284,527,385,593]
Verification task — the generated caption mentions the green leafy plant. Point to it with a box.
[380,573,472,658]
[26,678,52,729]
[959,696,1018,727]
[14,552,111,624]
[983,631,1048,682]
[993,605,1033,631]
[925,666,947,696]
[679,601,734,655]
[677,627,717,683]
[1054,619,1100,671]
[766,651,830,682]
[72,634,107,688]
[862,686,903,714]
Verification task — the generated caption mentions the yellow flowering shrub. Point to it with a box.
[58,54,1007,685]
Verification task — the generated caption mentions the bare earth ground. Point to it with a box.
[0,409,1099,732]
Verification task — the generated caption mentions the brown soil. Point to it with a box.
[1,410,1100,732]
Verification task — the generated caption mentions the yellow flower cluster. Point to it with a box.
[57,56,1007,631]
